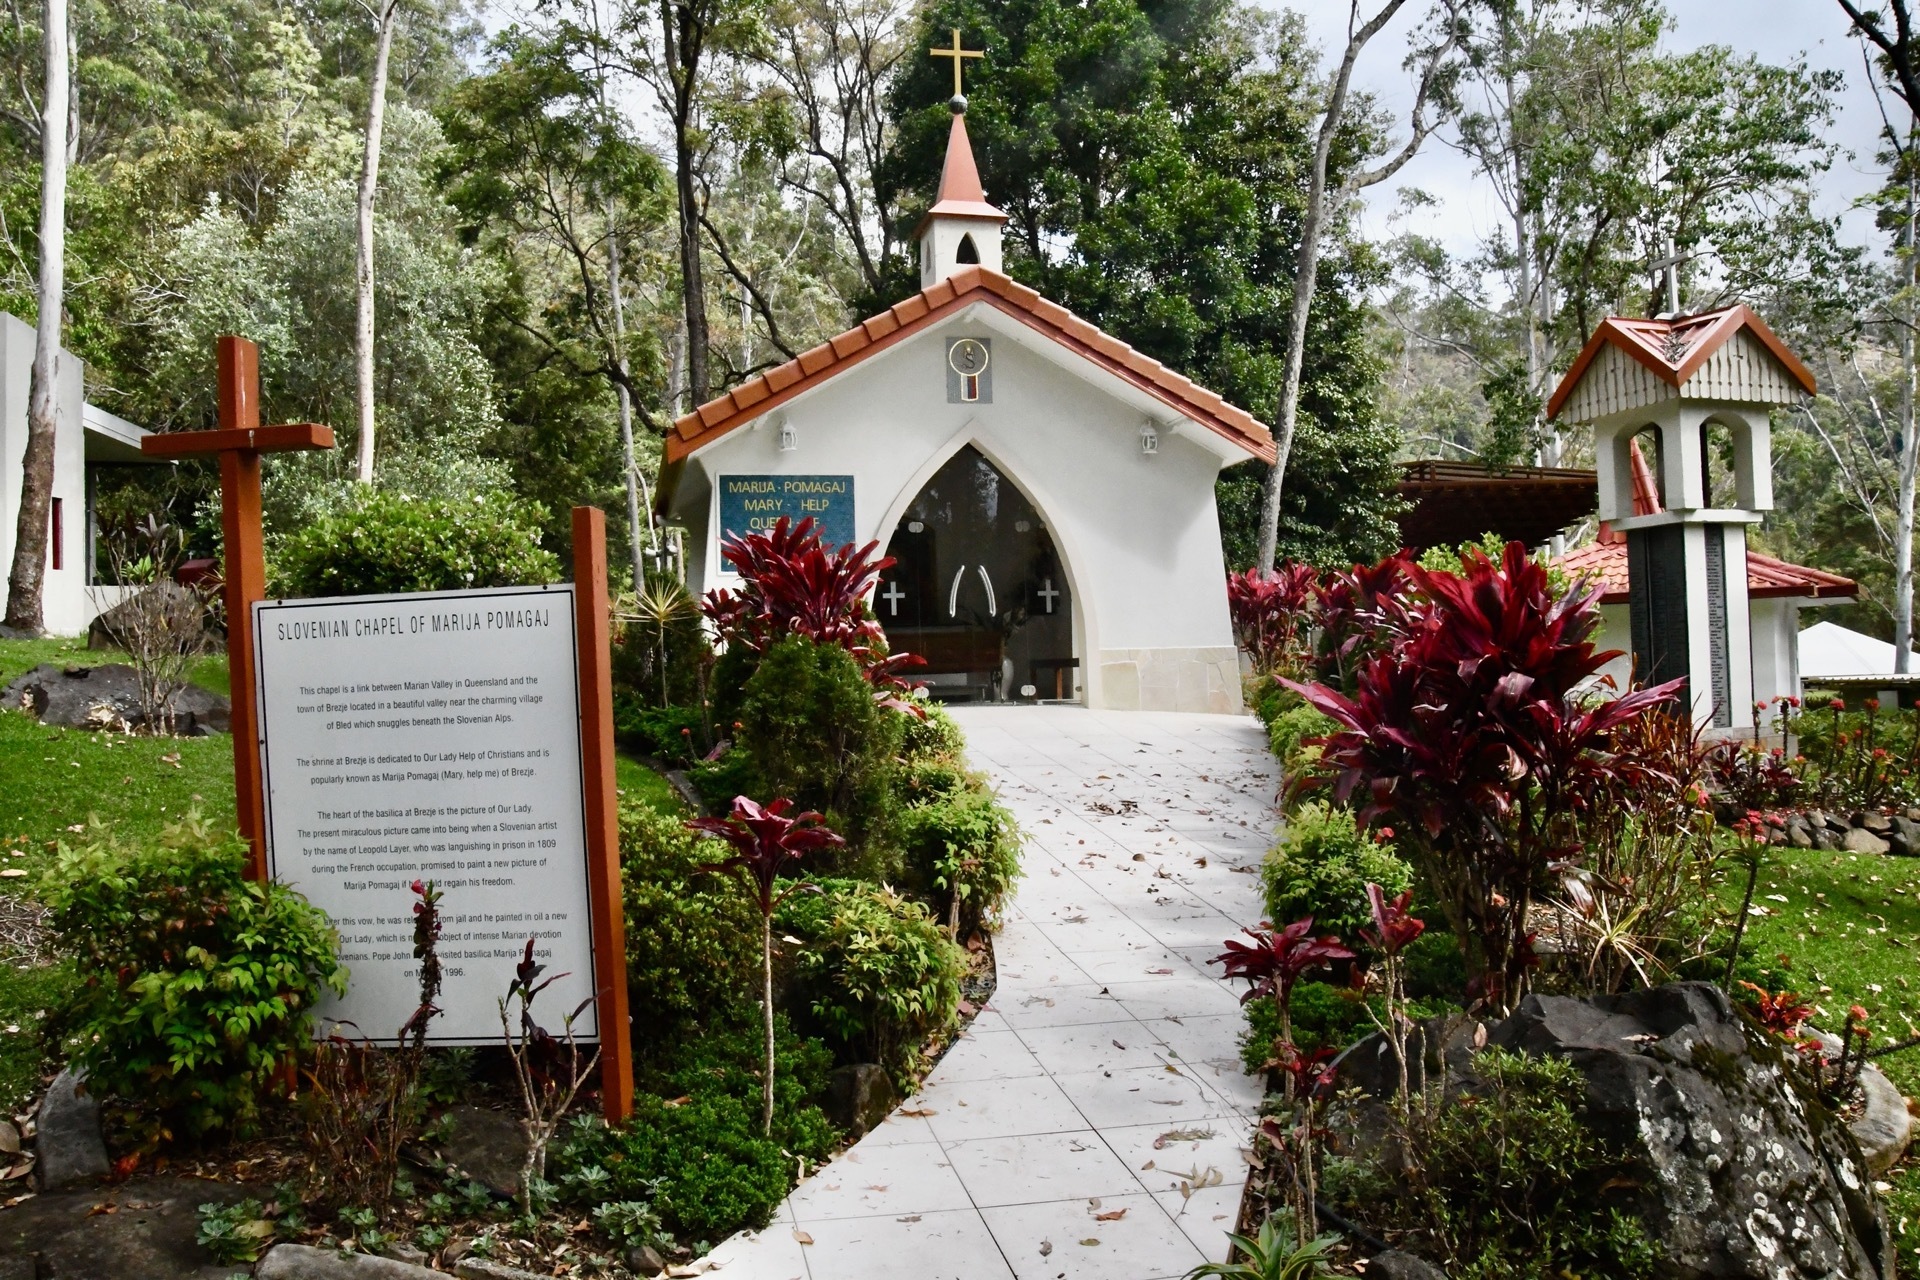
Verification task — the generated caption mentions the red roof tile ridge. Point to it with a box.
[666,266,1273,464]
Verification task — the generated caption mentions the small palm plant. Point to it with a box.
[619,575,700,708]
[1186,1219,1339,1279]
[688,796,844,1133]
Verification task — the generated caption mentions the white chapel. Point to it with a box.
[657,94,1272,713]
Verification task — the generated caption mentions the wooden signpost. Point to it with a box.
[146,335,632,1122]
[141,336,331,879]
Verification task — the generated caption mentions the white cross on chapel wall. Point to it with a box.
[882,582,906,616]
[1038,579,1059,613]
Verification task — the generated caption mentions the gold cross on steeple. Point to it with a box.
[931,28,983,99]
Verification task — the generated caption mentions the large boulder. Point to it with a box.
[1485,983,1891,1279]
[2,662,229,735]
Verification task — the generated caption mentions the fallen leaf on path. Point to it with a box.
[899,1107,936,1117]
[1038,1240,1053,1257]
[792,1229,813,1245]
[1094,1209,1128,1221]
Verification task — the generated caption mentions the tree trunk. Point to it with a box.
[607,219,649,592]
[675,140,709,405]
[1897,165,1917,674]
[760,912,776,1136]
[353,1,399,485]
[1253,123,1335,573]
[4,0,69,634]
[661,0,710,405]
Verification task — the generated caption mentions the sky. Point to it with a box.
[1291,0,1893,263]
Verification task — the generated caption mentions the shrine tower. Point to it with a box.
[1548,305,1816,729]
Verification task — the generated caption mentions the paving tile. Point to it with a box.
[787,1207,1018,1280]
[1014,1020,1170,1076]
[922,1030,1048,1084]
[786,1138,976,1221]
[944,1129,1143,1207]
[702,1222,812,1280]
[1050,1064,1243,1130]
[980,1193,1207,1280]
[913,1073,1090,1142]
[990,983,1128,1030]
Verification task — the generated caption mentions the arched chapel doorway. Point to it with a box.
[877,445,1079,702]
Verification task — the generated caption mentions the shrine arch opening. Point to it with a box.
[877,445,1079,703]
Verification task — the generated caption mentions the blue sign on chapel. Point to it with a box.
[718,474,857,550]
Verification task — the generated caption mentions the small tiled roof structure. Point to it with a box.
[1395,459,1599,551]
[1546,304,1817,423]
[664,266,1277,466]
[1557,441,1855,604]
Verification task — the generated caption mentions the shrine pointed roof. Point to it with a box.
[912,110,1008,238]
[1546,304,1817,423]
[663,266,1276,465]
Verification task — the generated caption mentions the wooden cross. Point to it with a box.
[142,336,333,881]
[931,28,983,98]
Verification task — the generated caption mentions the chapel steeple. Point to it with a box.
[916,32,1006,288]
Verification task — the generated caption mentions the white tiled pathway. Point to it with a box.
[704,708,1279,1280]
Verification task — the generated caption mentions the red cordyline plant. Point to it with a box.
[701,516,925,713]
[1360,883,1424,1122]
[688,796,845,1133]
[1285,542,1684,1013]
[1214,918,1355,1058]
[1227,562,1318,678]
[1310,552,1416,690]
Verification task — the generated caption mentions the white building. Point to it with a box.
[656,102,1271,712]
[0,311,151,635]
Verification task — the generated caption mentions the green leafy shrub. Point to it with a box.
[552,1016,838,1242]
[1240,980,1447,1074]
[1261,803,1412,946]
[734,635,904,873]
[613,698,704,766]
[619,803,758,1053]
[899,699,966,762]
[1268,701,1339,784]
[272,489,559,597]
[1337,1048,1657,1279]
[41,813,345,1134]
[897,783,1021,936]
[775,877,965,1086]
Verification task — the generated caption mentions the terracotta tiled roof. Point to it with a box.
[665,266,1276,465]
[1545,304,1817,420]
[911,110,1008,238]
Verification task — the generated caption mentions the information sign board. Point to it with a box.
[718,474,856,549]
[253,585,598,1045]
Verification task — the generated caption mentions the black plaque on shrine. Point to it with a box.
[1627,524,1690,698]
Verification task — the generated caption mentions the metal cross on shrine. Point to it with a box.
[882,581,906,616]
[142,336,333,881]
[1038,578,1060,613]
[931,28,984,98]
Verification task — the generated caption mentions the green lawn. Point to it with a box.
[1721,845,1920,1268]
[0,636,681,1111]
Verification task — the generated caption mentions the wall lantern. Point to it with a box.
[1140,419,1160,456]
[776,415,797,452]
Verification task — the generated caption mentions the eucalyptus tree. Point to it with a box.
[441,19,673,586]
[4,0,69,633]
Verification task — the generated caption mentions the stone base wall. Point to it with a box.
[1096,647,1242,714]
